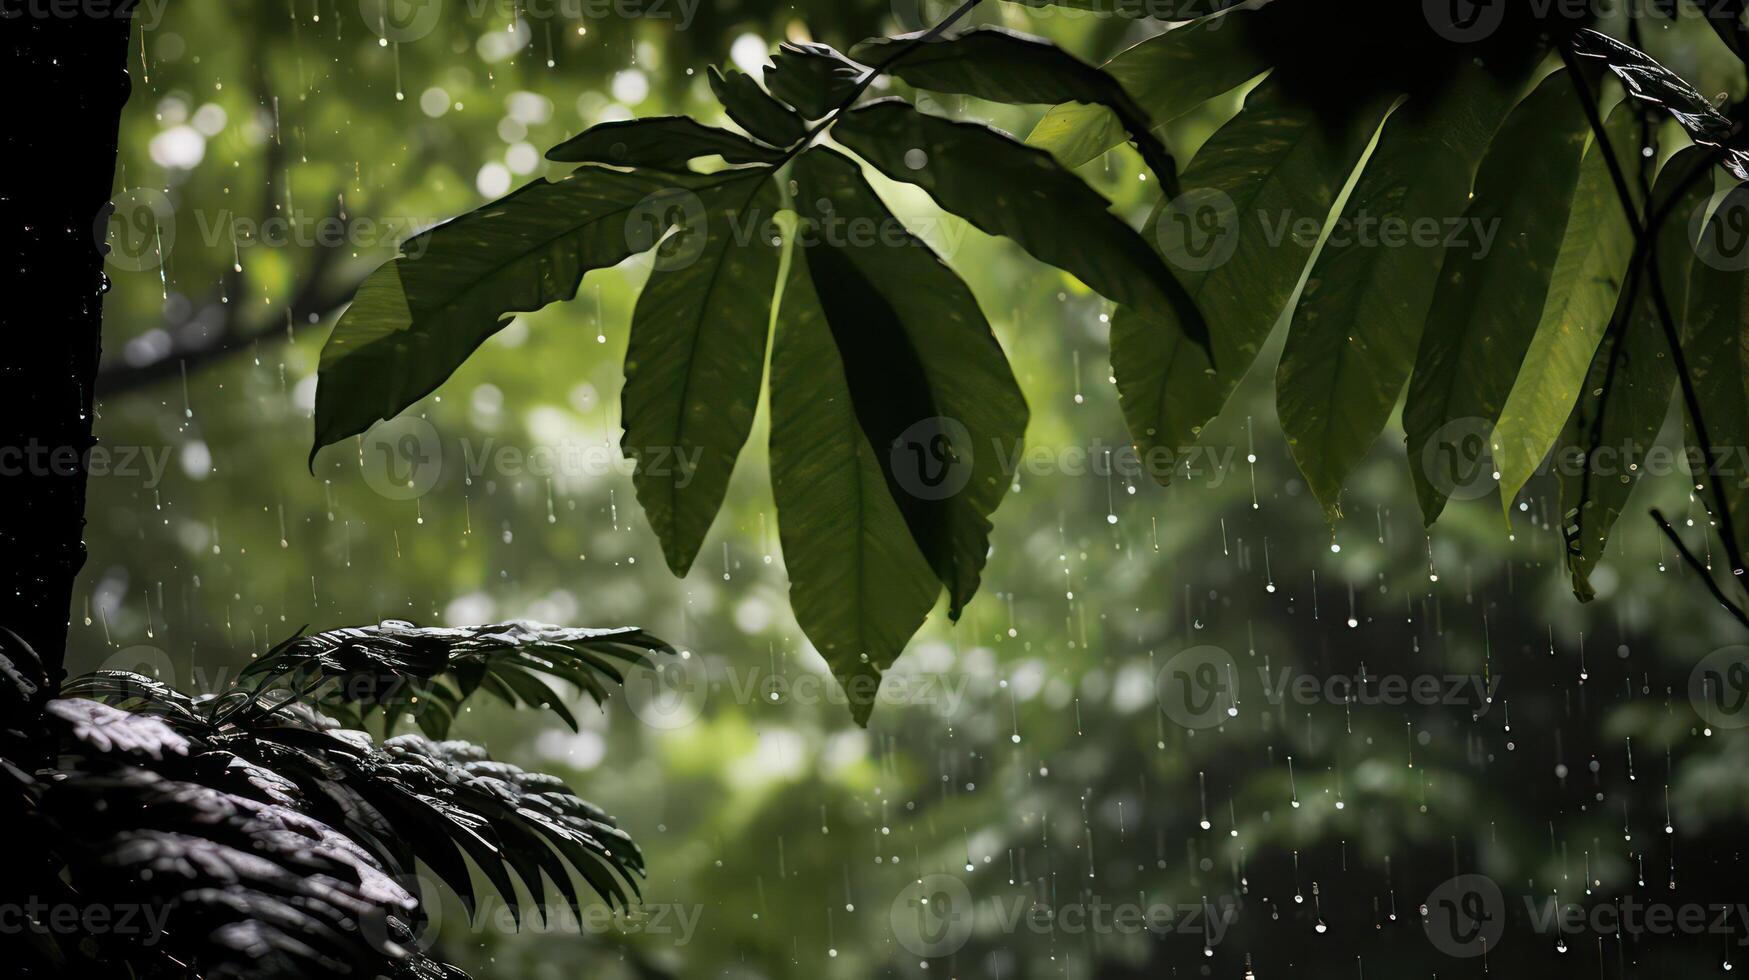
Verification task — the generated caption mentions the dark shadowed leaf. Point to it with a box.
[707,66,807,147]
[235,619,669,732]
[1677,181,1749,579]
[1276,65,1525,524]
[850,26,1182,194]
[311,168,753,460]
[1027,20,1267,169]
[544,116,786,169]
[790,148,1028,624]
[1112,79,1387,480]
[1559,148,1712,599]
[767,236,942,727]
[833,99,1203,339]
[765,42,871,118]
[1404,70,1592,525]
[623,171,782,576]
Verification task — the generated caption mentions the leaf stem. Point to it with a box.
[1651,508,1749,629]
[1560,42,1749,597]
[780,0,986,165]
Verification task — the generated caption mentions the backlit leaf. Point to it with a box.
[1112,79,1388,481]
[1557,146,1712,599]
[622,171,783,575]
[1276,66,1525,524]
[1403,69,1592,525]
[545,116,785,169]
[1026,21,1267,169]
[1494,104,1644,515]
[851,26,1183,193]
[833,99,1202,338]
[312,168,752,459]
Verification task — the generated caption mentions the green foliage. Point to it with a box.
[1680,182,1749,570]
[1561,146,1715,598]
[1277,65,1526,524]
[1403,71,1593,525]
[313,20,1163,721]
[1494,105,1644,522]
[1112,78,1389,481]
[1025,19,1266,168]
[13,620,667,978]
[311,5,1749,721]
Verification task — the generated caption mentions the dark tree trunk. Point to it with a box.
[2,1,137,703]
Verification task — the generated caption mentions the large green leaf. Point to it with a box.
[850,26,1182,194]
[1276,66,1524,524]
[1678,181,1749,578]
[1559,147,1714,599]
[1403,70,1592,526]
[765,41,870,119]
[545,116,785,169]
[1680,0,1749,63]
[1026,21,1267,170]
[767,236,941,727]
[623,171,784,576]
[707,66,806,147]
[790,148,1029,621]
[312,168,748,458]
[832,99,1202,337]
[1111,78,1387,482]
[1494,105,1643,515]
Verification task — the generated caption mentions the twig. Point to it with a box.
[780,0,985,168]
[1652,508,1749,628]
[1561,43,1749,592]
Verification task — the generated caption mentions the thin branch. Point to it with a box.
[1651,508,1749,628]
[98,67,362,400]
[780,0,985,167]
[96,233,357,398]
[1561,43,1749,592]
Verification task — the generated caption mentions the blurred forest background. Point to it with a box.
[88,0,1749,975]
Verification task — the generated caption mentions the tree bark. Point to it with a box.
[2,1,138,699]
